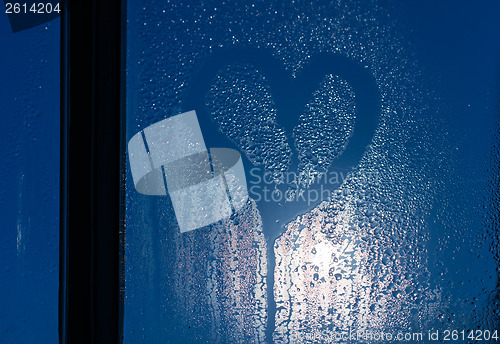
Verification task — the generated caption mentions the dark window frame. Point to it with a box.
[60,0,125,343]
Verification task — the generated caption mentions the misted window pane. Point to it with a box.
[124,1,500,343]
[0,15,60,343]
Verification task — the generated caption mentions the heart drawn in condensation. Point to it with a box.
[182,47,379,190]
[181,47,380,340]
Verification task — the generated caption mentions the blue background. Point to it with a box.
[0,9,59,344]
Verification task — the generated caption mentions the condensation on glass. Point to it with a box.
[0,16,60,343]
[124,1,500,343]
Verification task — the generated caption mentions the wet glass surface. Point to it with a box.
[124,1,500,343]
[0,14,60,344]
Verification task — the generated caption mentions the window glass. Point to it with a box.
[0,11,60,344]
[125,1,500,342]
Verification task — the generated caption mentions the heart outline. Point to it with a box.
[182,48,381,340]
[182,47,380,173]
